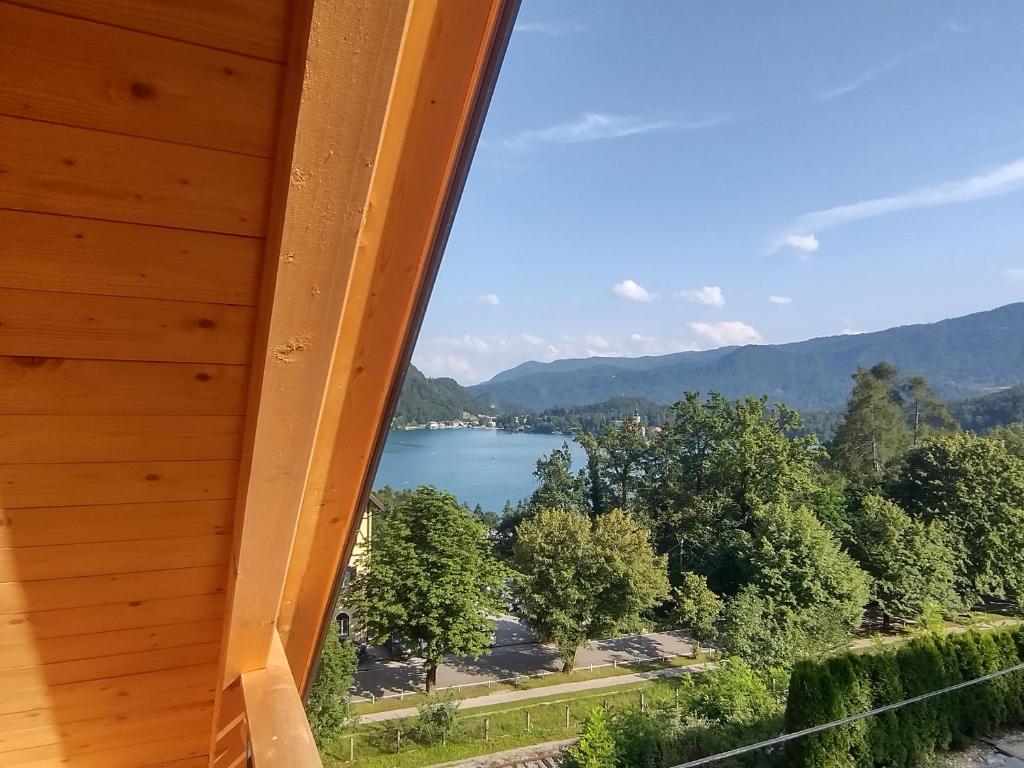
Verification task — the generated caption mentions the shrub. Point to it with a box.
[412,699,459,745]
[567,707,617,768]
[305,631,358,746]
[782,627,1024,767]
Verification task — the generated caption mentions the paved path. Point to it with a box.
[359,663,709,723]
[428,738,574,768]
[355,627,693,698]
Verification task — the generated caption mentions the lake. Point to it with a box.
[374,429,586,511]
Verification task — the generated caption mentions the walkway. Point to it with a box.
[359,663,709,723]
[355,625,694,697]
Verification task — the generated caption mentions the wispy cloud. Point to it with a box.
[514,20,583,36]
[1007,268,1024,284]
[501,112,728,151]
[688,321,762,347]
[675,286,725,307]
[768,157,1024,253]
[781,234,819,254]
[814,46,931,102]
[477,293,501,307]
[944,21,975,34]
[613,279,655,303]
[769,295,793,305]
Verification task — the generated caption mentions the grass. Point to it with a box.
[352,653,704,716]
[323,676,687,768]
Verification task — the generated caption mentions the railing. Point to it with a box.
[238,633,323,767]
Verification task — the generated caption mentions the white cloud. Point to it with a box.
[503,113,675,151]
[840,328,865,336]
[769,295,793,305]
[583,334,611,350]
[438,334,490,353]
[781,234,819,254]
[1007,268,1024,284]
[813,46,932,102]
[513,20,583,36]
[769,158,1024,252]
[415,353,476,381]
[477,292,501,306]
[613,279,654,303]
[944,21,974,34]
[675,286,725,306]
[688,321,762,347]
[521,333,545,346]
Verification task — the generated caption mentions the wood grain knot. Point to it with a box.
[129,82,155,100]
[196,318,217,329]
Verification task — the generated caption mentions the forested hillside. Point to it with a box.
[392,365,489,425]
[950,383,1024,432]
[469,303,1024,412]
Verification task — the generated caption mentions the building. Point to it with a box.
[0,1,517,765]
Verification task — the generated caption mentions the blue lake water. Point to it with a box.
[374,429,586,512]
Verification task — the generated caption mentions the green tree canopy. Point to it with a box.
[344,486,506,691]
[529,441,589,514]
[511,507,669,672]
[845,494,960,626]
[672,572,724,655]
[888,432,1024,602]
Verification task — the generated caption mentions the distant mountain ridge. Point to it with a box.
[469,303,1024,412]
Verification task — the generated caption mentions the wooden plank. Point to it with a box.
[241,633,319,767]
[0,594,225,646]
[0,643,220,701]
[279,0,512,688]
[0,727,209,766]
[0,211,262,305]
[212,716,247,768]
[16,0,290,62]
[0,288,255,364]
[218,0,412,693]
[0,4,283,156]
[0,500,232,549]
[0,566,227,616]
[0,415,243,464]
[0,460,238,508]
[0,534,230,583]
[0,701,212,757]
[0,662,216,718]
[0,115,270,236]
[0,358,248,416]
[0,620,223,670]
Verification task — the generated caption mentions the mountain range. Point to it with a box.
[465,303,1024,412]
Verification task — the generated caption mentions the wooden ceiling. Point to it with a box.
[0,0,515,764]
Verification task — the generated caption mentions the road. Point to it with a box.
[354,623,694,698]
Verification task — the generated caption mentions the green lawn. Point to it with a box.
[324,677,687,768]
[352,653,704,716]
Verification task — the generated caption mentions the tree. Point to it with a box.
[344,486,506,691]
[989,423,1024,460]
[529,442,589,514]
[673,572,724,655]
[831,363,911,485]
[895,375,957,445]
[845,495,959,628]
[567,707,617,768]
[888,432,1024,602]
[722,502,870,668]
[577,419,648,513]
[511,508,669,672]
[306,629,358,746]
[638,393,821,588]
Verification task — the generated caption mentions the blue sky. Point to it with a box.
[413,0,1024,384]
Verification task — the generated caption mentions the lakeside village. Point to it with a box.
[393,410,667,439]
[395,412,499,430]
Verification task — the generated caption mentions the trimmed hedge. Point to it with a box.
[783,628,1024,767]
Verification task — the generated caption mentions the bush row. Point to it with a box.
[784,627,1024,767]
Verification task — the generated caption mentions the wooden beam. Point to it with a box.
[212,0,411,728]
[276,0,517,689]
